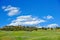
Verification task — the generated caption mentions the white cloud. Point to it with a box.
[44,15,54,19]
[2,5,21,16]
[47,24,59,28]
[8,15,46,26]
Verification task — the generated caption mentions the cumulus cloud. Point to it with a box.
[47,24,59,28]
[8,15,46,26]
[2,5,21,16]
[44,15,54,19]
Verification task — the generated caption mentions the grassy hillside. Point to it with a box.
[0,30,60,40]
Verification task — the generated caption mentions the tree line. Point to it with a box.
[0,25,60,31]
[0,25,37,31]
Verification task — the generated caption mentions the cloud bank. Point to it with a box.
[2,5,21,16]
[47,24,59,28]
[8,15,46,26]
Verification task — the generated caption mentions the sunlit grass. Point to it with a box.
[0,30,60,40]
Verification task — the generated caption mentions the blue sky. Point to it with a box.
[0,0,60,27]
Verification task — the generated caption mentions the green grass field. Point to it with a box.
[0,30,60,40]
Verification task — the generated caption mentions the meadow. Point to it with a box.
[0,30,60,40]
